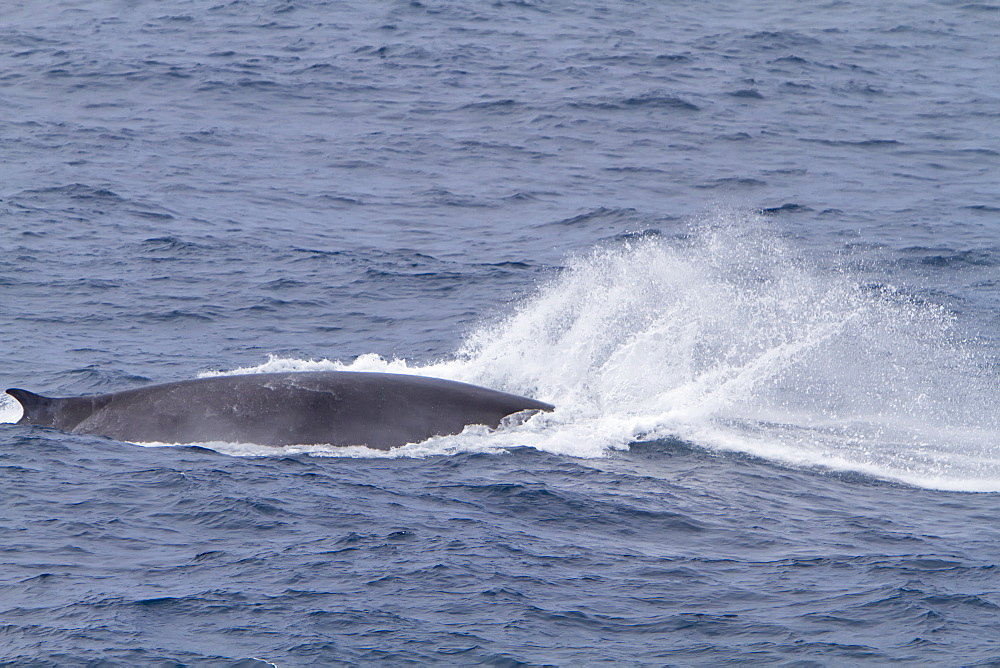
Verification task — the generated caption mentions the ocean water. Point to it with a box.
[2,0,999,664]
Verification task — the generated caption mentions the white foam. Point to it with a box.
[196,352,430,378]
[0,394,24,424]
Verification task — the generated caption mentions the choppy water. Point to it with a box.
[2,0,999,664]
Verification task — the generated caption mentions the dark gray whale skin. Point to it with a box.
[6,371,554,449]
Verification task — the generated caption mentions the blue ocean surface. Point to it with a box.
[2,0,999,664]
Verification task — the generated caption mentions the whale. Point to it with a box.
[5,371,554,449]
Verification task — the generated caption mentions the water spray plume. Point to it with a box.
[453,214,1000,490]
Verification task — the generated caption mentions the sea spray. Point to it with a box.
[449,215,1000,488]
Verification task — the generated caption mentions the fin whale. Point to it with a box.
[6,371,554,449]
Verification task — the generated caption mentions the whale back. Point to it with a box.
[6,372,554,449]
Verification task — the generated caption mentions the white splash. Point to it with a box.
[200,212,1000,490]
[0,394,24,424]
